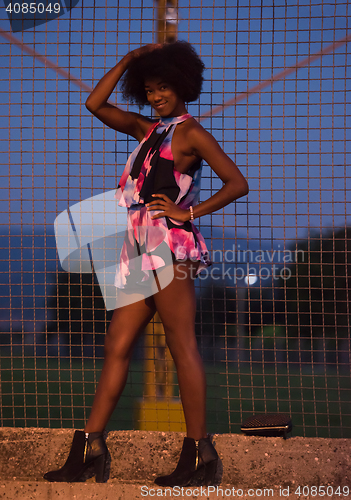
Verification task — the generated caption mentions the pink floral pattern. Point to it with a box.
[114,114,211,289]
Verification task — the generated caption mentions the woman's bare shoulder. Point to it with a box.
[180,117,215,147]
[179,116,208,138]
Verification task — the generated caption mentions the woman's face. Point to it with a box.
[144,79,187,117]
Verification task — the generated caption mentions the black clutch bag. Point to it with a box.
[241,413,293,439]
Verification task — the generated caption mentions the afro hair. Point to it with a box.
[120,41,205,107]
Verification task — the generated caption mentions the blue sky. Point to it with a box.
[0,0,350,252]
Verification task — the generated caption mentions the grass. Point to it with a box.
[0,353,350,438]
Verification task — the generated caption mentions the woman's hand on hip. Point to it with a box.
[146,194,190,222]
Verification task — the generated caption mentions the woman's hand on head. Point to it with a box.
[127,44,163,60]
[146,194,190,223]
[86,44,162,141]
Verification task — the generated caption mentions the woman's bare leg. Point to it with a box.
[153,261,207,440]
[84,296,156,433]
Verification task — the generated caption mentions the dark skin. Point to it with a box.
[85,44,249,220]
[84,44,249,440]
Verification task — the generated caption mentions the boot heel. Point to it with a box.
[94,454,107,483]
[203,458,218,485]
[44,430,109,483]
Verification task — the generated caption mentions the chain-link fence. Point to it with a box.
[0,0,350,437]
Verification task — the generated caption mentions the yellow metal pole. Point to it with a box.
[136,316,185,431]
[156,0,178,44]
[134,0,185,431]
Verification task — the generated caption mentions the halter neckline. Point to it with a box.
[157,113,192,130]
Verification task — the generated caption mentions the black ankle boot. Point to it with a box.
[154,435,218,487]
[44,430,108,483]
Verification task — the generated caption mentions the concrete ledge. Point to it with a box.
[0,428,350,499]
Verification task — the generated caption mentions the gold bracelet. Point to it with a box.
[189,206,194,221]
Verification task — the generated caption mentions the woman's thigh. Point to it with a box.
[153,260,199,352]
[106,296,156,357]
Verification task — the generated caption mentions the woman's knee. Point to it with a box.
[166,332,200,364]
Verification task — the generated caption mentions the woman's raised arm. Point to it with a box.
[85,45,160,141]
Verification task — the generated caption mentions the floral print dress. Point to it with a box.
[114,113,211,289]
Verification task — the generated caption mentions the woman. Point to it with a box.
[44,41,248,487]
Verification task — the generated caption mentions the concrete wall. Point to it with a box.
[0,428,350,499]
